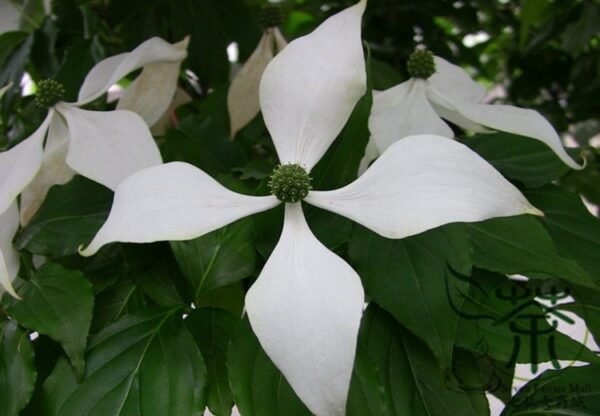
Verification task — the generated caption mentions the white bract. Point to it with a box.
[0,36,188,226]
[369,53,584,170]
[227,26,287,138]
[0,83,20,298]
[80,2,541,414]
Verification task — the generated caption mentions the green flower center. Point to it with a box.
[269,164,312,203]
[259,5,285,28]
[34,80,65,109]
[407,49,436,79]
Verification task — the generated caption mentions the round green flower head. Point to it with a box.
[407,49,436,79]
[259,5,285,28]
[269,164,312,203]
[34,79,66,109]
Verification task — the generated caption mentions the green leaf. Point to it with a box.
[466,215,599,289]
[90,278,146,333]
[349,224,472,369]
[162,115,247,177]
[40,308,207,416]
[3,263,94,378]
[561,2,600,55]
[0,320,37,416]
[305,207,353,250]
[453,348,515,405]
[186,309,237,416]
[227,318,312,416]
[121,244,187,307]
[170,217,256,302]
[16,176,113,257]
[346,344,387,416]
[360,304,489,416]
[525,185,600,278]
[501,364,600,416]
[455,271,599,366]
[462,133,570,188]
[195,282,246,317]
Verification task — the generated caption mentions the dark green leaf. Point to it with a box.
[453,348,515,404]
[561,2,600,55]
[360,304,490,416]
[186,309,237,416]
[463,133,570,188]
[0,320,37,416]
[41,308,207,415]
[227,318,312,416]
[346,344,387,416]
[525,185,600,278]
[121,244,187,307]
[3,263,93,378]
[195,281,246,317]
[305,207,353,250]
[16,176,113,257]
[349,224,472,369]
[162,115,247,177]
[171,217,256,301]
[502,364,600,416]
[466,215,599,289]
[90,278,146,333]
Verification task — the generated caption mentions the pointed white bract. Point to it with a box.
[117,37,190,126]
[246,204,364,416]
[0,202,20,298]
[259,0,367,168]
[20,115,74,225]
[228,29,282,138]
[369,54,583,169]
[76,37,188,105]
[81,1,541,414]
[59,105,162,190]
[80,162,279,256]
[0,111,52,214]
[307,135,541,239]
[428,56,486,103]
[369,79,452,151]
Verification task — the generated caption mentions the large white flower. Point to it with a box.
[80,2,540,414]
[0,36,188,226]
[369,50,584,170]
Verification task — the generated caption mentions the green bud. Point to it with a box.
[34,79,65,109]
[407,49,436,79]
[269,164,312,203]
[259,5,285,28]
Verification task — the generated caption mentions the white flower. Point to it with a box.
[80,2,540,414]
[368,50,584,170]
[0,37,188,226]
[227,17,287,138]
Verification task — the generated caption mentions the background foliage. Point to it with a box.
[0,0,599,415]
